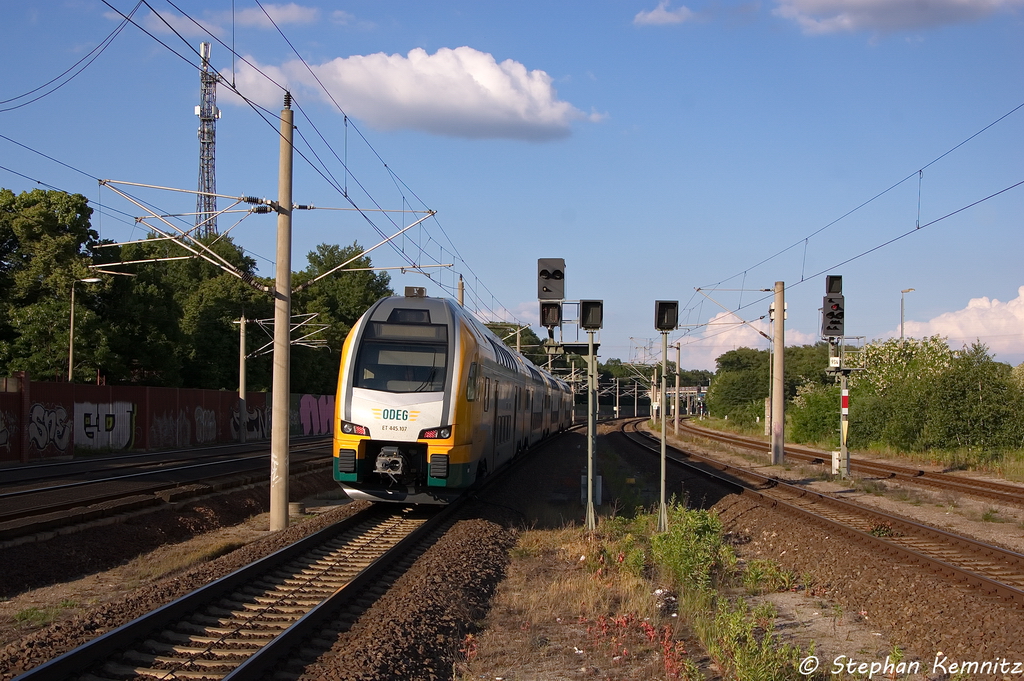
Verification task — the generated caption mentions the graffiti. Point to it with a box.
[150,410,192,449]
[194,406,217,444]
[76,401,136,451]
[0,410,15,452]
[28,404,72,453]
[299,394,334,436]
[231,404,269,441]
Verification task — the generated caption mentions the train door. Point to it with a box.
[512,385,521,455]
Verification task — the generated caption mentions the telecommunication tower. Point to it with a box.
[195,42,221,237]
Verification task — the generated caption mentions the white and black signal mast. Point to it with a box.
[195,42,221,237]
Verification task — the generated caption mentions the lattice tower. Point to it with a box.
[195,42,220,237]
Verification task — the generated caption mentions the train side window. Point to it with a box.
[466,363,478,401]
[484,377,490,412]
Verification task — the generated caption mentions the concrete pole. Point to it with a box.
[270,94,294,532]
[238,316,247,444]
[771,281,785,465]
[673,343,680,435]
[585,330,597,531]
[658,331,669,532]
[634,380,638,417]
[68,283,77,383]
[458,274,464,307]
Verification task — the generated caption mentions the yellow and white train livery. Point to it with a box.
[333,291,573,503]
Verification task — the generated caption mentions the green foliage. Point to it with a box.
[0,189,98,380]
[788,382,839,446]
[651,505,731,591]
[707,344,830,420]
[610,505,809,680]
[787,336,1024,458]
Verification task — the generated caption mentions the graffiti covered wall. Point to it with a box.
[75,401,136,451]
[0,380,273,462]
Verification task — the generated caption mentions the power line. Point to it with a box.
[0,2,143,112]
[695,98,1024,296]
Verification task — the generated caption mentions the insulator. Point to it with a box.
[294,204,312,210]
[242,196,262,204]
[283,92,292,108]
[251,205,273,214]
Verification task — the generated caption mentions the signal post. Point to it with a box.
[655,300,678,532]
[538,259,603,531]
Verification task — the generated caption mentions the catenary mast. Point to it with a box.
[195,42,220,237]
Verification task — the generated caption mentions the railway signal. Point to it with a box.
[655,300,678,331]
[580,300,604,330]
[540,301,562,328]
[537,258,565,300]
[821,275,844,338]
[654,300,678,532]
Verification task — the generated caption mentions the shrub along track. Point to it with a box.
[617,419,1024,663]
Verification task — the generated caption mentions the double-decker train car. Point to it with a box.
[333,290,573,503]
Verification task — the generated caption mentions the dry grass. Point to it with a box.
[119,539,248,584]
[456,522,700,680]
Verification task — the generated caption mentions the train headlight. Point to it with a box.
[341,421,369,436]
[419,425,452,440]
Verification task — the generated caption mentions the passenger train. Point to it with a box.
[333,290,574,503]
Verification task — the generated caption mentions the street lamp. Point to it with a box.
[900,288,915,344]
[69,278,102,382]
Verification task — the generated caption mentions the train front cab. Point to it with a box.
[333,299,480,503]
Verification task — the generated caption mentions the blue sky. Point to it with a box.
[2,1,1022,370]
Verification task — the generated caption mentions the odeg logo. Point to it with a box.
[371,408,419,422]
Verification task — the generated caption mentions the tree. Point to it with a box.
[923,342,1018,452]
[0,189,99,380]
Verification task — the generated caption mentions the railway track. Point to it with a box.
[11,425,581,680]
[14,502,456,681]
[0,440,333,541]
[677,419,1024,507]
[622,419,1024,608]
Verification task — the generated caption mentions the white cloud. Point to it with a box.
[230,3,320,28]
[331,10,355,25]
[890,286,1024,364]
[227,47,597,141]
[774,0,1024,34]
[634,1,696,25]
[676,311,818,370]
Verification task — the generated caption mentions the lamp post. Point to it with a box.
[901,288,915,344]
[69,277,102,382]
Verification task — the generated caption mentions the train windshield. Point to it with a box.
[354,322,448,393]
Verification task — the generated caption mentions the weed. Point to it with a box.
[981,508,1004,523]
[869,522,901,538]
[14,606,58,628]
[830,603,844,636]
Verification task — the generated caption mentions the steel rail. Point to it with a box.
[0,439,331,488]
[678,420,1024,507]
[12,425,581,680]
[0,455,330,526]
[11,502,463,681]
[623,419,1024,608]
